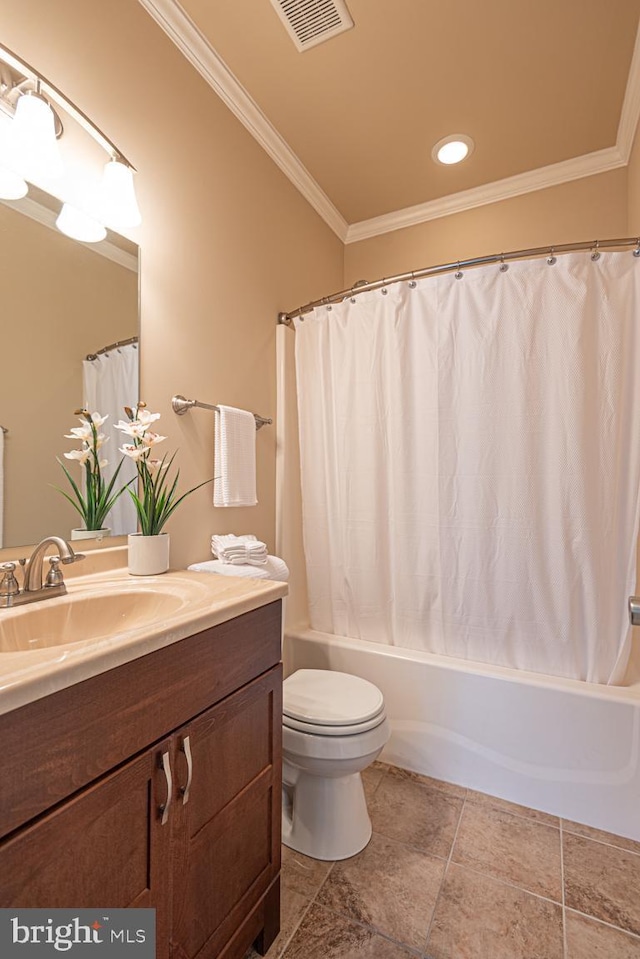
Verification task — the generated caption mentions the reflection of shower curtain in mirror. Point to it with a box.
[83,343,138,536]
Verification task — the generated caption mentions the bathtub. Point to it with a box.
[283,627,640,841]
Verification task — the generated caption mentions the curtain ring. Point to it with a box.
[381,287,388,295]
[547,248,557,266]
[499,253,509,273]
[454,261,463,279]
[591,240,601,261]
[633,239,640,258]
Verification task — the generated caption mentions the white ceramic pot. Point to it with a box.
[128,532,170,575]
[71,527,111,541]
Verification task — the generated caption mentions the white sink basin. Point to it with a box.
[0,586,187,652]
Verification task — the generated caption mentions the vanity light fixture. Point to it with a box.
[11,87,63,180]
[55,203,107,244]
[432,134,475,166]
[99,158,141,229]
[0,114,27,199]
[0,42,141,240]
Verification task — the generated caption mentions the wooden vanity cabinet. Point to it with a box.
[0,600,283,959]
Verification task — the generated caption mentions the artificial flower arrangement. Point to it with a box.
[114,401,212,535]
[57,409,130,531]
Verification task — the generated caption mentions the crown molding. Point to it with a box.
[139,1,640,245]
[137,0,348,241]
[345,146,626,244]
[617,20,640,161]
[1,196,138,271]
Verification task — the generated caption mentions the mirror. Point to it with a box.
[0,186,139,549]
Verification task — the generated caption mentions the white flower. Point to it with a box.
[114,419,149,439]
[147,458,169,474]
[98,458,108,469]
[65,424,93,441]
[94,433,109,450]
[64,448,92,465]
[141,431,166,448]
[120,443,148,462]
[89,412,109,428]
[136,409,161,427]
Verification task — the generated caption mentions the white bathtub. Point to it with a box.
[283,627,640,841]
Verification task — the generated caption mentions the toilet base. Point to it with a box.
[282,765,372,861]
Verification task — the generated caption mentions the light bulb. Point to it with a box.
[99,158,141,229]
[56,203,107,243]
[12,92,64,181]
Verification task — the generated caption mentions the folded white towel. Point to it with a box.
[211,533,268,565]
[188,555,290,583]
[214,405,257,507]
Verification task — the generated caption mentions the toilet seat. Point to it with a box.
[283,669,385,736]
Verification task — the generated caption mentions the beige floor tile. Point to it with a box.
[244,887,311,959]
[452,801,562,901]
[466,789,559,826]
[361,761,388,801]
[425,863,563,959]
[564,833,640,936]
[281,845,335,899]
[281,902,418,958]
[369,765,464,857]
[386,765,467,799]
[566,911,640,958]
[316,832,445,950]
[562,819,640,856]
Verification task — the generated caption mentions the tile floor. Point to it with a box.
[246,762,640,959]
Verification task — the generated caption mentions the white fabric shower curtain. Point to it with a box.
[294,253,640,684]
[83,342,138,536]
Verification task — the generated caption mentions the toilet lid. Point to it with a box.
[283,669,385,727]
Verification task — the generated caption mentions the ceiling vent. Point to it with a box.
[268,0,354,52]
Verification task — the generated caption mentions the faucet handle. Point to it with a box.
[45,557,64,588]
[0,562,20,597]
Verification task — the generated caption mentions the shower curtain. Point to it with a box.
[83,342,138,536]
[294,252,640,684]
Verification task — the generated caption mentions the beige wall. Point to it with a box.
[3,0,343,568]
[628,124,640,233]
[0,202,137,547]
[345,168,629,284]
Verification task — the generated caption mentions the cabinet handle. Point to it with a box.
[158,750,173,825]
[180,735,193,805]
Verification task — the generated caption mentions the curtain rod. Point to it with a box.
[277,236,640,326]
[85,335,139,361]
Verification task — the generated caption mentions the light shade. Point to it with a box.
[56,203,107,243]
[12,92,64,180]
[432,134,475,166]
[99,158,141,229]
[0,166,28,199]
[0,116,27,199]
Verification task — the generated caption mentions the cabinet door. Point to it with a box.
[0,738,174,959]
[170,666,282,959]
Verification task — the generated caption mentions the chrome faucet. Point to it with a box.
[0,536,85,608]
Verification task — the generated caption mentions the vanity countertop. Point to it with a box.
[0,566,287,717]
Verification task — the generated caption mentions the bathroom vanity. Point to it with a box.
[0,563,286,959]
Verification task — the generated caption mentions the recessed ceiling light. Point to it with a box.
[432,134,475,166]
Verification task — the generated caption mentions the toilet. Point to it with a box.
[282,668,390,861]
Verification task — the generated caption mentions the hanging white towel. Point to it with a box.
[214,405,258,507]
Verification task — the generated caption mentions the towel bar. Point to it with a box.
[171,395,272,430]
